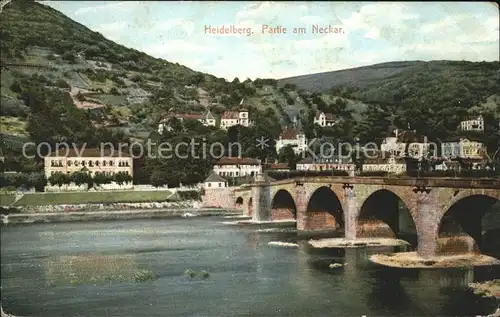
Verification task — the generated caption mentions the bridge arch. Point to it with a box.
[271,189,296,220]
[358,189,418,246]
[304,186,344,232]
[235,196,244,205]
[436,193,500,257]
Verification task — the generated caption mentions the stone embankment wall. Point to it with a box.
[18,200,201,213]
[202,188,235,209]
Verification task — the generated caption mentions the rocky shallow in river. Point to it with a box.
[308,238,410,249]
[370,252,500,268]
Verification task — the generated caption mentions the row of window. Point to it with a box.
[207,182,225,187]
[217,171,256,177]
[215,165,260,169]
[50,171,126,176]
[50,160,131,167]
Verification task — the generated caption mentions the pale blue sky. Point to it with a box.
[44,1,499,80]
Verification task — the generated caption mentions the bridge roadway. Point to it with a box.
[231,176,500,257]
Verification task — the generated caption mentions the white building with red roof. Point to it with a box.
[212,156,261,177]
[313,111,337,127]
[220,109,249,130]
[158,110,216,133]
[275,126,308,155]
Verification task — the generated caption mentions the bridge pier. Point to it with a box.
[415,187,439,258]
[251,175,272,221]
[344,184,358,240]
[295,183,307,230]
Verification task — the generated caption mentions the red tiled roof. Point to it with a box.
[397,130,427,143]
[221,111,239,119]
[216,156,260,165]
[47,148,131,157]
[165,113,204,120]
[280,128,298,140]
[315,111,335,120]
[268,163,290,170]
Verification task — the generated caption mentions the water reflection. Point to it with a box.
[366,266,413,314]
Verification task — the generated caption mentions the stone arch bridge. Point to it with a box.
[231,176,500,258]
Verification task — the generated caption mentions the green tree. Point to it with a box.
[55,79,70,89]
[113,171,132,185]
[109,87,119,95]
[93,172,112,187]
[278,145,299,170]
[150,170,166,187]
[48,172,69,188]
[10,81,22,93]
[70,171,91,186]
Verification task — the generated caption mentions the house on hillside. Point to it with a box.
[441,137,485,159]
[157,110,216,134]
[460,115,484,132]
[313,111,337,127]
[362,152,407,175]
[276,119,308,155]
[220,109,249,129]
[275,127,308,155]
[380,129,431,160]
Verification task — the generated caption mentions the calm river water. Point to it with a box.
[1,216,499,316]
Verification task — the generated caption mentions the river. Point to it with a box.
[1,216,499,316]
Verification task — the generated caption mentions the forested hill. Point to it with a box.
[278,61,426,92]
[278,60,499,95]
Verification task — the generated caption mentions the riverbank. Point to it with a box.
[370,252,500,268]
[1,199,200,214]
[1,208,241,224]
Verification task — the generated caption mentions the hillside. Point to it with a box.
[0,0,331,141]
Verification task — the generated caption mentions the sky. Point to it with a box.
[43,1,499,80]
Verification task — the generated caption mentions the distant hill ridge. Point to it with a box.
[278,60,498,92]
